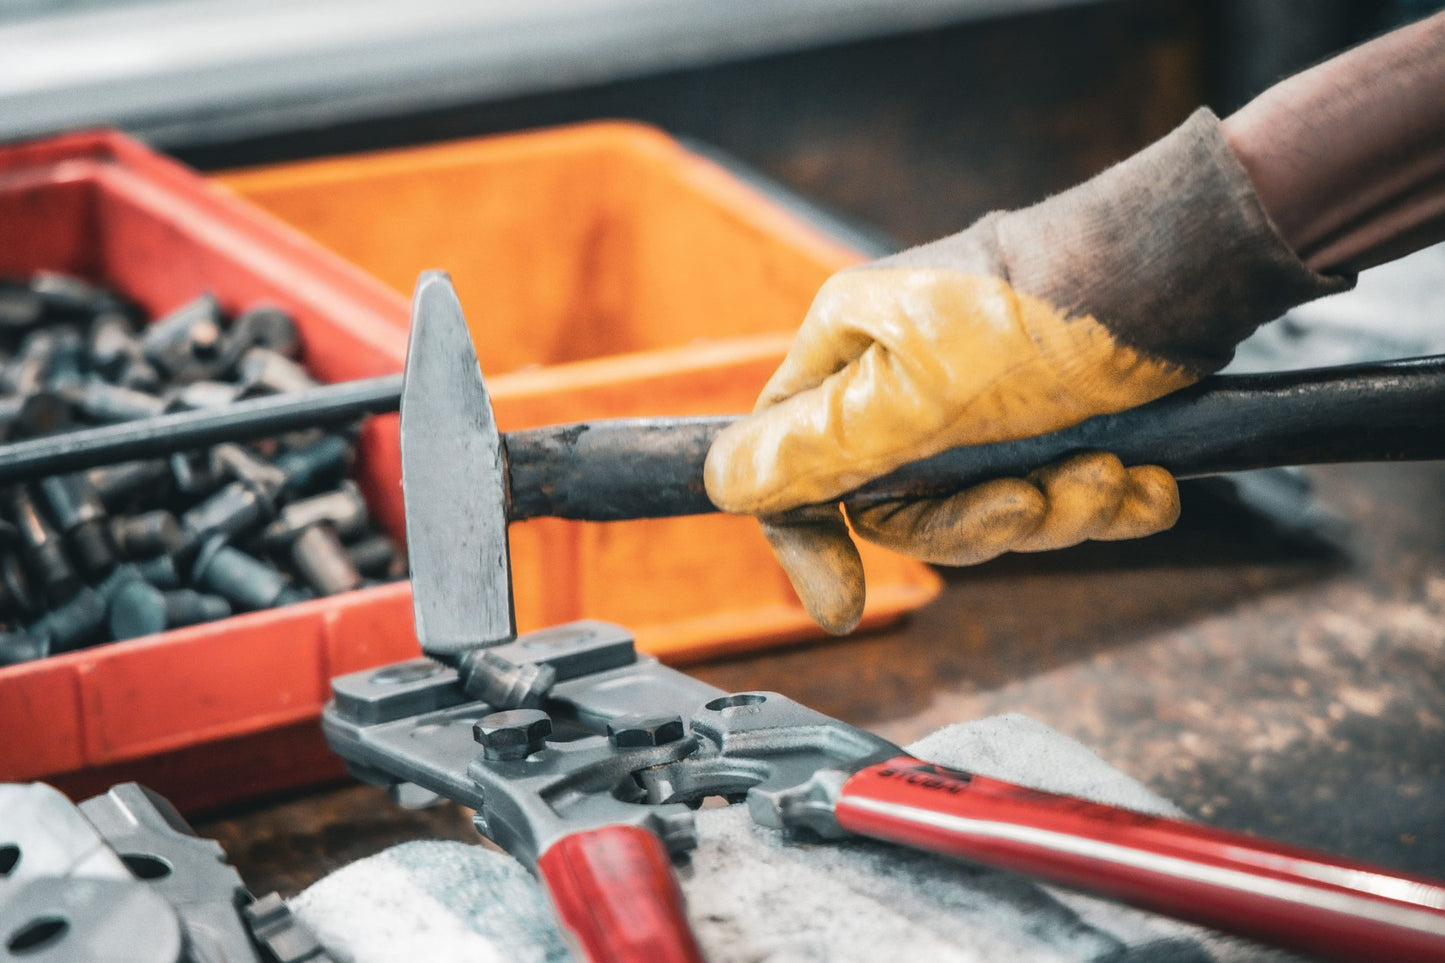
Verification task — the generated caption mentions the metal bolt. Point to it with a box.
[209,443,287,501]
[0,281,43,331]
[226,306,302,362]
[141,294,227,382]
[238,347,318,395]
[45,325,86,390]
[108,582,231,640]
[87,459,171,509]
[262,481,368,546]
[116,358,162,392]
[289,524,362,596]
[273,435,352,498]
[0,629,48,666]
[4,330,57,395]
[191,536,307,611]
[89,310,142,378]
[170,451,222,497]
[110,511,185,559]
[39,473,115,577]
[73,378,168,422]
[135,554,182,590]
[458,649,557,710]
[0,390,75,439]
[28,271,116,319]
[180,479,275,543]
[473,709,552,761]
[0,552,39,618]
[29,586,107,652]
[94,562,142,603]
[5,486,79,603]
[607,714,686,748]
[345,532,401,578]
[165,380,245,412]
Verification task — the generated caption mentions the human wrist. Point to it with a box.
[1222,12,1445,273]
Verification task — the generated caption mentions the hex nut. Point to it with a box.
[607,714,686,748]
[473,709,552,761]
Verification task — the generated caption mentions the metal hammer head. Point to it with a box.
[401,272,516,658]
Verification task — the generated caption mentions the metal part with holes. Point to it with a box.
[0,782,331,963]
[0,876,187,963]
[0,784,129,903]
[323,618,898,868]
[77,783,307,963]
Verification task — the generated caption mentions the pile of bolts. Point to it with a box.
[0,272,405,666]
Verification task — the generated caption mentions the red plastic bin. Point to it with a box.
[0,131,420,810]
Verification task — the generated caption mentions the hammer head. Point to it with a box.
[400,272,516,658]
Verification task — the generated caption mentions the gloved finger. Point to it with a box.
[760,508,866,635]
[708,336,948,516]
[844,478,1047,567]
[1093,465,1181,540]
[753,272,878,411]
[1011,451,1130,553]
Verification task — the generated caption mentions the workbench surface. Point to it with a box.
[196,459,1445,898]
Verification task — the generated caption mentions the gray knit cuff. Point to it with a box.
[995,108,1354,374]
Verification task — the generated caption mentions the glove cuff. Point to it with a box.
[995,108,1353,375]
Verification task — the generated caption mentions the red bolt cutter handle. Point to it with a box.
[835,757,1445,961]
[537,824,705,963]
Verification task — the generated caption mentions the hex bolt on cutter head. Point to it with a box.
[322,273,1445,963]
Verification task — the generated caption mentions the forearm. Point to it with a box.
[1222,11,1445,273]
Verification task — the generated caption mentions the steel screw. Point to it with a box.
[473,709,552,761]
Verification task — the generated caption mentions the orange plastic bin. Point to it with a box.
[217,122,941,661]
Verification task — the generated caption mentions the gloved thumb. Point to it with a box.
[760,507,866,635]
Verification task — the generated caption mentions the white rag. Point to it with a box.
[292,714,1297,962]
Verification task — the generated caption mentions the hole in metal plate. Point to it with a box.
[7,916,68,955]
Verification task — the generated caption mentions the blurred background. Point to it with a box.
[4,0,1445,909]
[0,0,1439,243]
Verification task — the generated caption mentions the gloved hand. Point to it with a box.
[705,108,1350,634]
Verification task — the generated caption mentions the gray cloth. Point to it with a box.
[292,715,1296,962]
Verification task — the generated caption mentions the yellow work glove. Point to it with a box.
[705,109,1351,634]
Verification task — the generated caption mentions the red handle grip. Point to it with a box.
[537,825,705,963]
[836,756,1445,961]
